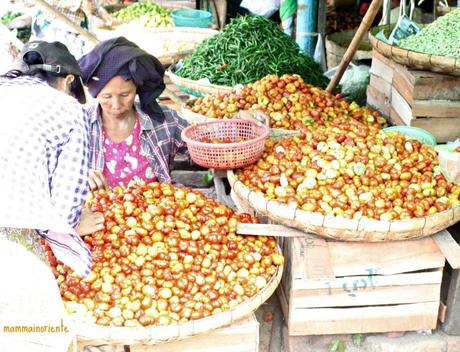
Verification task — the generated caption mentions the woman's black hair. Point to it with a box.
[2,51,79,97]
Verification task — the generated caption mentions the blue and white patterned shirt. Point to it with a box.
[0,75,92,277]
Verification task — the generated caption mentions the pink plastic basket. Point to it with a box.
[181,119,269,169]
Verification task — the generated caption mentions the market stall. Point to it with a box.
[2,1,460,351]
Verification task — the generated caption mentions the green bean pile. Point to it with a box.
[398,9,460,58]
[176,16,329,88]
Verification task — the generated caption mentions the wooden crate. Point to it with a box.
[225,177,458,336]
[278,234,445,336]
[367,50,460,143]
[77,313,259,352]
[437,224,460,335]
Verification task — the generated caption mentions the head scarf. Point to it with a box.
[78,37,165,122]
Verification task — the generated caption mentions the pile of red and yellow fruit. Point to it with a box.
[46,182,283,327]
[237,122,460,221]
[188,74,385,130]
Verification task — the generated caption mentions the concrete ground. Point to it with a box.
[255,293,460,352]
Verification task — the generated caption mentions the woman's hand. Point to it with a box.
[75,208,104,236]
[88,169,109,191]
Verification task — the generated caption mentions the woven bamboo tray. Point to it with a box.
[166,64,233,97]
[180,99,221,123]
[92,26,218,66]
[227,170,460,241]
[368,25,460,76]
[72,256,282,345]
[326,30,372,69]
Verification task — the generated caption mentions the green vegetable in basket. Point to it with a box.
[1,11,22,24]
[176,16,329,88]
[112,2,174,28]
[398,9,460,58]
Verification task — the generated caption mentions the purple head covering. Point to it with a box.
[78,37,165,122]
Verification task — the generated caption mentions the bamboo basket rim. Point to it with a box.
[368,24,460,76]
[180,98,227,124]
[227,169,460,242]
[73,250,283,345]
[166,63,234,96]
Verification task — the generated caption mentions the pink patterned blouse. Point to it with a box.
[102,116,157,187]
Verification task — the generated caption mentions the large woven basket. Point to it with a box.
[92,26,218,66]
[227,170,460,242]
[180,99,221,124]
[368,24,460,76]
[325,30,372,69]
[73,258,282,345]
[166,63,233,97]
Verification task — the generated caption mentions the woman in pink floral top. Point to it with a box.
[79,37,189,190]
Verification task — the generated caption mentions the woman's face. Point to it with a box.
[97,76,137,119]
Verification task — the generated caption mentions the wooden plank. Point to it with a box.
[291,270,442,308]
[370,50,396,82]
[393,67,460,102]
[434,230,460,270]
[328,236,444,276]
[412,100,460,118]
[288,301,439,335]
[236,223,317,238]
[439,301,447,323]
[390,87,413,125]
[293,268,442,291]
[367,84,391,117]
[411,117,460,144]
[390,107,460,143]
[78,314,259,352]
[131,314,258,352]
[369,73,392,97]
[291,236,335,280]
[392,65,415,106]
[442,269,460,335]
[293,283,440,308]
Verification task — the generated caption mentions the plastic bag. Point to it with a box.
[436,139,460,185]
[313,33,327,71]
[325,64,370,105]
[240,0,280,18]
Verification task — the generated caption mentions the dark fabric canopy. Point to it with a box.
[78,37,165,122]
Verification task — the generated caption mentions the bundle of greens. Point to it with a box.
[176,16,328,88]
[398,9,460,58]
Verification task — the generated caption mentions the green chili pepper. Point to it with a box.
[176,16,329,88]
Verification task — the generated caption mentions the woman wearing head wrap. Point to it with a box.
[78,37,189,190]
